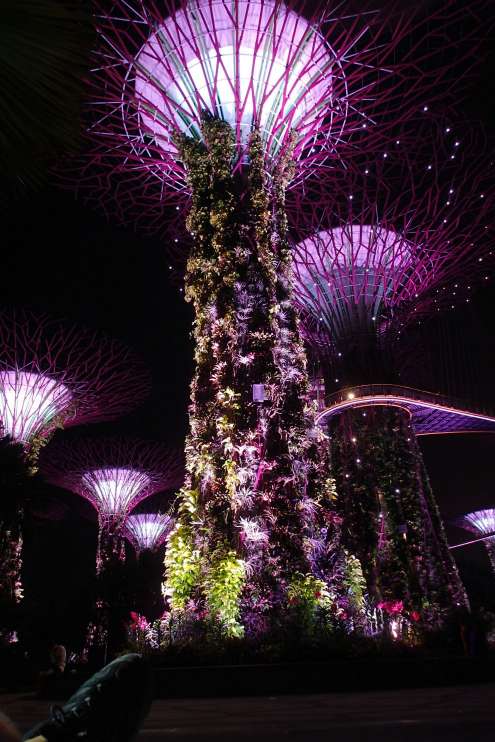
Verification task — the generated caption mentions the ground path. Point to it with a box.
[2,683,495,741]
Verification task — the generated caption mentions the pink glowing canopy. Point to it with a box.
[134,0,340,165]
[125,513,174,553]
[0,370,72,444]
[294,225,416,323]
[0,309,150,446]
[82,468,151,517]
[291,119,494,349]
[40,437,184,523]
[76,0,485,235]
[457,509,495,540]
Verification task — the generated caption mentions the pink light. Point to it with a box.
[82,468,151,517]
[457,509,495,540]
[134,0,341,164]
[0,370,72,443]
[125,513,174,552]
[295,225,417,311]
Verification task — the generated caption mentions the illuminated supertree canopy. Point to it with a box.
[125,513,174,554]
[291,121,494,383]
[74,0,485,233]
[456,509,495,574]
[0,309,151,449]
[41,438,183,525]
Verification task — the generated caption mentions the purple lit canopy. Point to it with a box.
[41,438,183,524]
[125,513,174,553]
[456,509,495,540]
[291,121,494,355]
[75,0,483,235]
[0,309,150,446]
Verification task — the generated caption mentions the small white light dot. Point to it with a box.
[445,127,451,133]
[423,105,429,111]
[455,141,460,147]
[356,458,361,464]
[427,165,432,170]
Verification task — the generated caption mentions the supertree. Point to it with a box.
[0,309,150,460]
[41,438,183,652]
[72,0,488,638]
[0,308,150,612]
[125,513,175,620]
[290,120,494,632]
[456,510,495,576]
[125,513,174,555]
[40,438,183,573]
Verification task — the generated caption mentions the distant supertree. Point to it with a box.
[0,309,150,614]
[125,513,174,555]
[0,309,150,458]
[71,0,488,637]
[41,438,183,573]
[456,509,495,575]
[290,121,494,629]
[41,438,183,652]
[125,512,175,620]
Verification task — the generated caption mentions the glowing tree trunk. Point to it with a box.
[329,405,468,632]
[164,117,341,638]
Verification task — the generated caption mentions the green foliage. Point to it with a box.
[205,547,246,638]
[164,490,201,610]
[344,553,366,611]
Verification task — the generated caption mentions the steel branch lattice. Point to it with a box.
[124,512,174,553]
[0,309,150,445]
[291,119,494,355]
[40,437,184,523]
[70,0,488,240]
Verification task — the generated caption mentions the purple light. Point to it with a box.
[125,513,174,553]
[75,0,486,234]
[457,509,495,540]
[294,226,417,331]
[82,468,151,518]
[41,437,184,523]
[291,120,494,351]
[0,370,72,443]
[0,309,150,447]
[135,0,338,165]
[315,385,495,436]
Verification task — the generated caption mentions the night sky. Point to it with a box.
[3,1,495,645]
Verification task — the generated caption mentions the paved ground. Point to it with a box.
[2,684,495,741]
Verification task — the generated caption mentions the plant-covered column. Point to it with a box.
[164,116,344,638]
[329,405,468,635]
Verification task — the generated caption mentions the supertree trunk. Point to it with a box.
[87,520,127,657]
[329,405,468,633]
[164,117,341,638]
[485,541,495,576]
[0,506,23,607]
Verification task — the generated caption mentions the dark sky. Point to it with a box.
[3,1,495,639]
